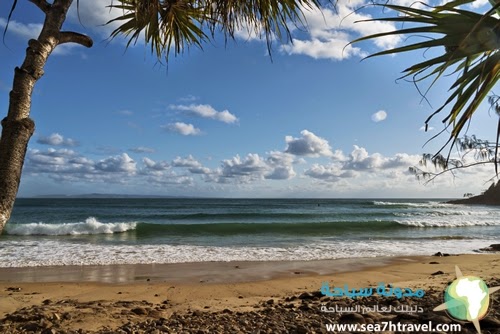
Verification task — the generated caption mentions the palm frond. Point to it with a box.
[108,0,322,61]
[351,0,500,159]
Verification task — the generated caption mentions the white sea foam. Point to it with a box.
[395,219,500,227]
[5,217,137,236]
[0,238,493,267]
[373,201,452,208]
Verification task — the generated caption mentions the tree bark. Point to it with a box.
[0,0,92,234]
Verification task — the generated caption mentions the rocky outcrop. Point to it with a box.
[448,181,500,205]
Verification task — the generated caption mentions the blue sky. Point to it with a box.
[0,0,498,198]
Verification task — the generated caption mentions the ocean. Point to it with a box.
[0,198,498,267]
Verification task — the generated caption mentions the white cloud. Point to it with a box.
[281,32,365,60]
[303,146,421,183]
[264,151,297,180]
[22,135,493,197]
[142,157,170,171]
[25,149,137,184]
[0,18,86,56]
[171,155,213,175]
[419,125,435,132]
[265,166,296,180]
[469,0,489,8]
[37,133,79,147]
[304,163,356,181]
[285,130,333,157]
[280,3,401,61]
[371,110,387,122]
[172,155,202,168]
[189,166,212,175]
[163,122,201,136]
[216,153,269,183]
[170,104,238,124]
[67,0,123,38]
[343,146,419,171]
[0,17,41,40]
[234,23,267,42]
[95,153,136,173]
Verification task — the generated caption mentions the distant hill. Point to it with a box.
[32,193,194,199]
[448,182,500,206]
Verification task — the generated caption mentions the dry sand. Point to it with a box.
[0,254,499,332]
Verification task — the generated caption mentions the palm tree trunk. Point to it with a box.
[0,0,92,234]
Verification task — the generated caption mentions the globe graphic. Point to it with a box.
[444,276,490,321]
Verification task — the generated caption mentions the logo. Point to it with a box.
[433,266,500,334]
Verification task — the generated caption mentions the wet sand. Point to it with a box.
[0,254,499,333]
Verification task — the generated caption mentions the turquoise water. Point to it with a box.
[0,198,498,267]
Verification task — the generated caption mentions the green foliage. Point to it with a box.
[108,0,322,61]
[352,0,500,164]
[409,131,500,182]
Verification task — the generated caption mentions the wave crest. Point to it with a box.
[5,217,137,236]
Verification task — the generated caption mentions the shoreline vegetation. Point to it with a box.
[448,181,500,206]
[1,254,499,333]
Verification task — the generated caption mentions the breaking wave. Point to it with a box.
[5,217,137,236]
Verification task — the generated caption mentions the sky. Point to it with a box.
[0,0,498,198]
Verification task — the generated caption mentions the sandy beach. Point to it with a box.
[1,253,499,333]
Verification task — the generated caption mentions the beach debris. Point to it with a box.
[432,252,451,257]
[6,287,21,292]
[431,270,445,276]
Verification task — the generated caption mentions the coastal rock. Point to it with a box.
[479,244,500,252]
[448,181,500,205]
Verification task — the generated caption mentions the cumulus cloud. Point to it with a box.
[172,155,202,168]
[304,145,420,183]
[371,110,387,123]
[162,122,201,136]
[142,157,170,171]
[281,31,365,60]
[24,149,138,185]
[343,146,418,171]
[95,153,137,173]
[170,155,214,175]
[37,133,79,147]
[304,163,356,182]
[264,151,297,180]
[27,148,77,167]
[280,3,401,61]
[205,150,303,183]
[170,104,238,124]
[285,130,333,157]
[213,154,269,183]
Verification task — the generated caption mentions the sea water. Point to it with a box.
[0,198,498,267]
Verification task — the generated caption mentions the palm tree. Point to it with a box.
[0,0,321,234]
[352,0,500,169]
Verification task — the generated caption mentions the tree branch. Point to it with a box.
[59,31,93,48]
[28,0,51,14]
